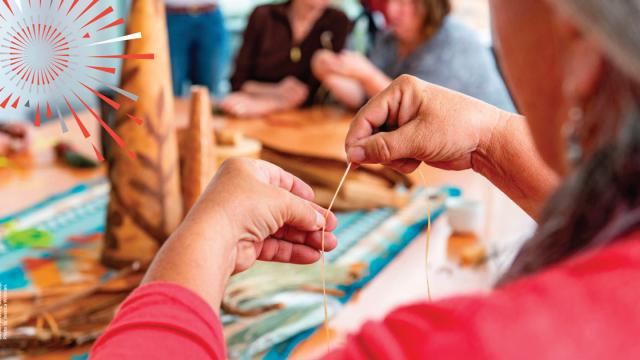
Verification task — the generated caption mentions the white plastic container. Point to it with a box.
[446,197,484,236]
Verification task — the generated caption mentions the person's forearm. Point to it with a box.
[242,81,281,97]
[473,112,560,219]
[142,207,235,314]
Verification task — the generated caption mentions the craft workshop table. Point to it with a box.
[0,102,534,359]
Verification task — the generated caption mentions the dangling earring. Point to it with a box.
[563,105,584,166]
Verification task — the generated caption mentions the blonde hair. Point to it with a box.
[416,0,451,40]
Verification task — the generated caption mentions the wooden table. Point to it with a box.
[0,102,534,359]
[0,123,105,218]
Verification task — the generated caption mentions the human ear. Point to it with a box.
[556,15,606,102]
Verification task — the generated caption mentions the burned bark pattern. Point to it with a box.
[129,179,162,200]
[108,86,175,246]
[136,152,156,171]
[110,182,167,241]
[120,66,140,91]
[156,87,164,121]
[104,207,123,251]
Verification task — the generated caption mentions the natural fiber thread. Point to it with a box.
[321,162,352,352]
[319,163,432,352]
[418,167,433,301]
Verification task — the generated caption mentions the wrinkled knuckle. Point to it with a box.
[396,74,412,85]
[375,135,394,162]
[305,202,318,221]
[279,189,297,211]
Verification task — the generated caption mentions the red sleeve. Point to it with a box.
[325,236,640,359]
[90,282,226,360]
[89,236,640,359]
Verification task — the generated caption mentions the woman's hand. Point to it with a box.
[276,76,309,107]
[219,92,285,117]
[334,51,375,80]
[345,75,505,173]
[221,78,308,117]
[346,75,559,218]
[143,159,338,310]
[312,50,374,82]
[312,50,386,109]
[312,49,342,81]
[191,158,337,273]
[220,92,257,116]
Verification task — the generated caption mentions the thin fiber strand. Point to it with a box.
[321,162,352,352]
[418,168,432,301]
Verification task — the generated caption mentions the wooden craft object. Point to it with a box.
[103,0,182,268]
[214,129,262,167]
[216,129,244,146]
[179,86,217,213]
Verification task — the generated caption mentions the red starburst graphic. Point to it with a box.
[0,0,154,161]
[8,24,69,85]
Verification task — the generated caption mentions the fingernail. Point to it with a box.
[316,211,326,228]
[347,146,365,163]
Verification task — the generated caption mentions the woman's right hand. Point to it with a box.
[276,76,309,107]
[312,49,341,81]
[345,75,508,173]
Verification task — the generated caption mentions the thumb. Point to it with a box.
[346,122,418,164]
[280,190,326,232]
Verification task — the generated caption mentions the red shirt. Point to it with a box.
[91,232,640,359]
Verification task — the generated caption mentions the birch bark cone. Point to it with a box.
[180,85,216,213]
[102,0,183,268]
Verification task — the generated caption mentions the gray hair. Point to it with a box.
[554,1,640,84]
[499,1,640,286]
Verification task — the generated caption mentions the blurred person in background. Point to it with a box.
[356,0,388,49]
[219,0,351,117]
[312,0,514,111]
[166,0,230,97]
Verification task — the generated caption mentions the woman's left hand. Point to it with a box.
[143,159,338,309]
[193,158,338,273]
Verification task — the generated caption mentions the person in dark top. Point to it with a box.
[219,0,351,117]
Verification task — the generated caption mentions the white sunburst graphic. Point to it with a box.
[0,0,153,160]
